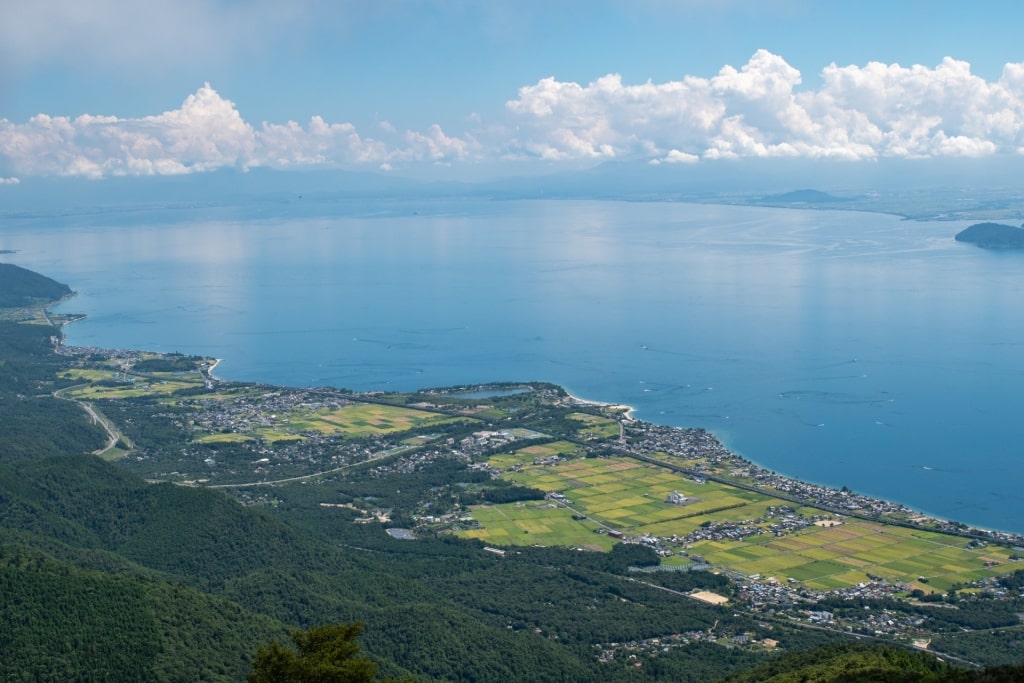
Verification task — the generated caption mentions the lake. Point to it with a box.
[3,197,1022,533]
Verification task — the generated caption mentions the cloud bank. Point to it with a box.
[506,50,1024,164]
[4,51,1024,178]
[0,85,475,179]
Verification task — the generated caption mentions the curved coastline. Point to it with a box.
[49,295,1023,543]
[562,388,1023,544]
[37,200,1022,538]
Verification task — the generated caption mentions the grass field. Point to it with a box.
[60,368,119,382]
[568,412,621,440]
[487,441,582,470]
[457,454,1021,591]
[460,502,616,551]
[194,433,256,445]
[64,379,203,400]
[284,403,463,437]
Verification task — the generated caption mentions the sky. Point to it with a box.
[3,0,1024,183]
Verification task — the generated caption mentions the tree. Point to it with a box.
[249,622,397,683]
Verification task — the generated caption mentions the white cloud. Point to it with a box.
[0,85,477,178]
[650,150,699,165]
[506,50,1024,163]
[0,84,256,178]
[7,50,1024,179]
[0,176,19,185]
[402,125,480,163]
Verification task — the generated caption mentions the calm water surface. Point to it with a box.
[3,198,1022,532]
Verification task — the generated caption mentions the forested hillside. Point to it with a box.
[0,263,71,308]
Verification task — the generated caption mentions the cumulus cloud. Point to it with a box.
[0,176,19,185]
[0,85,475,178]
[7,50,1024,178]
[506,50,1024,163]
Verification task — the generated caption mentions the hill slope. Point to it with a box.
[954,222,1024,249]
[0,262,72,307]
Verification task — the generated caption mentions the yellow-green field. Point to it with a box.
[487,441,582,470]
[690,520,1018,592]
[568,412,621,440]
[284,403,464,436]
[194,433,258,445]
[501,457,772,533]
[63,379,203,400]
[460,502,616,551]
[60,368,119,382]
[458,454,1021,591]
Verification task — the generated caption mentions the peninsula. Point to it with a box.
[2,262,1023,680]
[954,222,1024,249]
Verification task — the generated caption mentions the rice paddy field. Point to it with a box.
[458,502,616,551]
[460,452,1021,591]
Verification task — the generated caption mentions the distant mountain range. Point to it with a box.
[759,189,844,203]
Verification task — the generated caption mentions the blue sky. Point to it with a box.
[3,1,1024,182]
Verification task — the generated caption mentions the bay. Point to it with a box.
[3,198,1022,533]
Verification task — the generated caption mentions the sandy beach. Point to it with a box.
[565,390,636,420]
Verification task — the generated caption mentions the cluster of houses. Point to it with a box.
[594,629,776,665]
[624,422,733,462]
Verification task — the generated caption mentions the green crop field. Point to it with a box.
[195,433,254,444]
[487,441,581,470]
[568,412,621,440]
[690,518,1019,591]
[60,368,118,382]
[461,502,615,551]
[457,452,1022,591]
[65,379,202,400]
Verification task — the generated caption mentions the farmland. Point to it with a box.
[460,451,1020,592]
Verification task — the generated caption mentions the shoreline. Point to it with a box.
[562,387,1024,544]
[563,389,636,420]
[45,292,1020,540]
[50,308,1024,542]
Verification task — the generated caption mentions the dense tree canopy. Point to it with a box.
[249,623,396,683]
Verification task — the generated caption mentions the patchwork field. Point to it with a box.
[692,520,1019,592]
[458,454,1021,591]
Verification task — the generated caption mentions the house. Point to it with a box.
[666,491,688,505]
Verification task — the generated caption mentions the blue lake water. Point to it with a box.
[3,198,1022,533]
